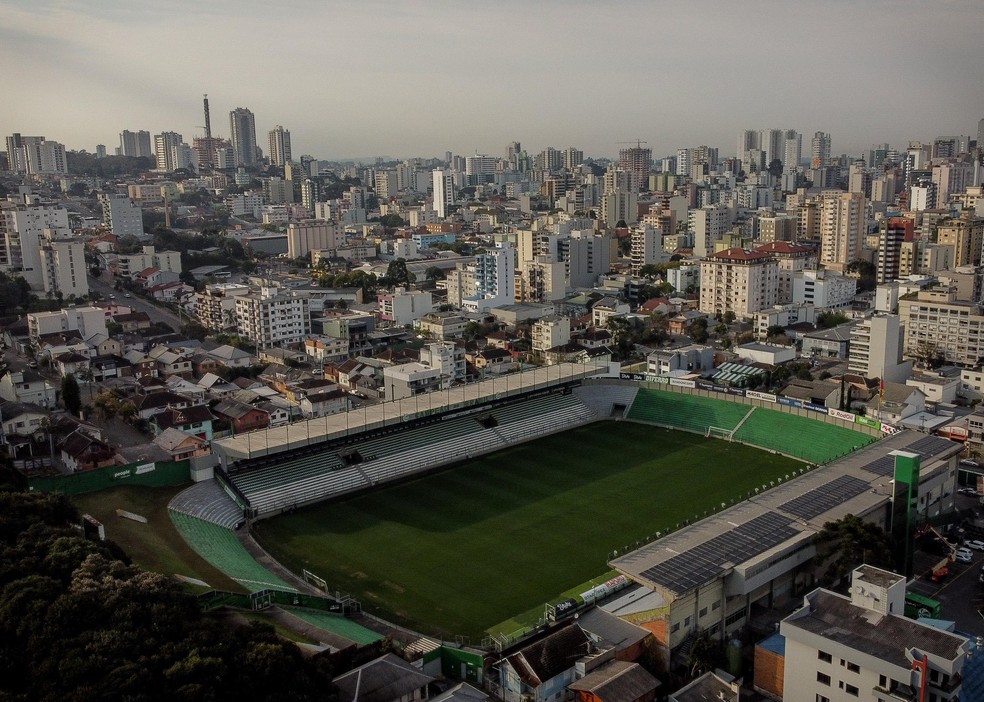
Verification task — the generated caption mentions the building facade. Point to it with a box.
[699,248,778,318]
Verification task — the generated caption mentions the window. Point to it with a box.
[818,651,832,663]
[817,672,830,686]
[845,684,858,697]
[846,662,860,674]
[816,696,830,702]
[699,607,708,618]
[670,623,679,633]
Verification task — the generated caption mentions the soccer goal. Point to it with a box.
[706,425,735,441]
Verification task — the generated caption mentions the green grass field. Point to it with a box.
[253,422,803,639]
[72,485,243,593]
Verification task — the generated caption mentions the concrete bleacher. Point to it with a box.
[168,479,245,528]
[491,392,596,443]
[242,465,372,515]
[627,388,750,434]
[168,511,296,592]
[574,383,639,418]
[733,408,877,464]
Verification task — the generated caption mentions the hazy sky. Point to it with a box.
[2,0,983,162]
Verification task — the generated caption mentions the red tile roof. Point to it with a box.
[708,247,773,262]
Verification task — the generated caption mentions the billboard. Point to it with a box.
[746,390,777,403]
[670,378,696,389]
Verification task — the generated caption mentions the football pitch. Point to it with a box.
[253,421,803,638]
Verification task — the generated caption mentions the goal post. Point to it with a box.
[706,426,734,441]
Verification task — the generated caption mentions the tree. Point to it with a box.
[816,310,849,329]
[845,259,876,292]
[383,258,415,287]
[687,317,709,343]
[424,266,446,283]
[813,514,895,590]
[765,324,787,338]
[92,390,122,421]
[61,375,81,416]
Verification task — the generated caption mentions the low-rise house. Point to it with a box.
[53,352,90,378]
[206,344,256,368]
[0,401,49,456]
[304,335,350,363]
[89,355,130,381]
[123,349,157,379]
[59,429,116,473]
[468,347,513,374]
[333,653,434,702]
[668,671,739,702]
[197,372,239,399]
[152,427,210,460]
[498,622,594,702]
[147,281,190,301]
[148,346,193,378]
[568,661,660,702]
[165,376,207,404]
[87,333,124,357]
[0,370,58,409]
[112,311,153,332]
[781,378,841,408]
[133,390,197,420]
[257,400,291,426]
[298,388,349,418]
[865,382,926,423]
[211,398,270,434]
[592,297,630,327]
[151,404,215,442]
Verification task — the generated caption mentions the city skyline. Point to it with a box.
[2,0,983,161]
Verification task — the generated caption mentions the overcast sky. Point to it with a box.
[2,0,982,162]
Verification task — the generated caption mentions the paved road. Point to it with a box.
[87,272,184,331]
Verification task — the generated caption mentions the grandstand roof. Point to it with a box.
[610,430,962,601]
[212,361,609,461]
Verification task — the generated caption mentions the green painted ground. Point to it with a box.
[253,422,803,639]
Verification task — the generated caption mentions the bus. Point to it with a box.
[904,592,942,619]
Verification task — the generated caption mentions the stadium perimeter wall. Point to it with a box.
[584,375,887,440]
[27,459,191,496]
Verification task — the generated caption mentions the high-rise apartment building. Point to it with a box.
[811,132,831,168]
[432,168,455,219]
[119,130,153,158]
[936,213,984,268]
[154,132,184,172]
[235,286,311,347]
[689,204,733,258]
[4,135,67,175]
[699,248,778,318]
[562,147,583,171]
[629,225,663,274]
[286,220,342,259]
[229,107,258,167]
[40,234,88,298]
[0,198,72,289]
[782,130,801,172]
[618,146,652,192]
[98,193,144,239]
[876,217,913,284]
[819,191,866,268]
[464,155,496,185]
[760,129,784,166]
[268,125,291,167]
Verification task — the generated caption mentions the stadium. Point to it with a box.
[166,362,961,658]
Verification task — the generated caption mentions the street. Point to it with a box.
[87,271,184,331]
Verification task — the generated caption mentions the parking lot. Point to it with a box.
[907,493,984,636]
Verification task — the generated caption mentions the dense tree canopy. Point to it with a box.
[0,489,338,701]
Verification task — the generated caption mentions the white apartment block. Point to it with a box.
[40,236,88,298]
[433,168,455,219]
[235,286,311,347]
[287,220,342,259]
[699,248,778,318]
[666,263,700,294]
[516,256,567,304]
[792,269,857,309]
[377,287,433,326]
[898,287,984,367]
[690,205,733,258]
[98,193,144,238]
[419,341,466,380]
[630,225,665,274]
[303,335,349,363]
[753,303,817,339]
[28,306,107,341]
[819,191,866,269]
[195,283,251,331]
[848,314,911,382]
[461,244,516,313]
[382,362,446,400]
[756,241,815,304]
[532,316,571,353]
[0,199,71,290]
[781,565,966,702]
[116,245,182,278]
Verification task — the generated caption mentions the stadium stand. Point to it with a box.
[168,479,244,528]
[491,392,596,443]
[732,407,877,464]
[281,608,383,645]
[627,388,750,434]
[168,510,296,591]
[573,383,639,418]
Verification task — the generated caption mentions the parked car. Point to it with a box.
[956,547,974,563]
[959,487,979,496]
[966,540,984,551]
[961,459,980,467]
